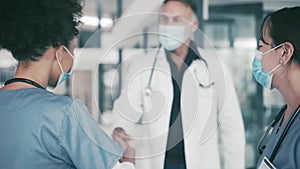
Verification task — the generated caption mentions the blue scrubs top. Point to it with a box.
[257,106,300,168]
[0,88,123,169]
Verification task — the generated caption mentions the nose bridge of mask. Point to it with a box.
[255,50,263,60]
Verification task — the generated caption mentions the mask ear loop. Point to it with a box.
[270,58,284,73]
[55,50,65,73]
[270,59,283,73]
[62,46,75,73]
[263,43,284,56]
[63,46,74,59]
[267,44,285,73]
[270,63,281,73]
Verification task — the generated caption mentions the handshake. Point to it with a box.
[112,127,135,165]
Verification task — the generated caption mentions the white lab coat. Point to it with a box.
[111,48,245,169]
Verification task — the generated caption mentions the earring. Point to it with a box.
[279,59,284,64]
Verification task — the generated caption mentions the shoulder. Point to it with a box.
[274,116,300,167]
[287,114,300,145]
[57,98,123,169]
[40,90,74,112]
[27,89,85,119]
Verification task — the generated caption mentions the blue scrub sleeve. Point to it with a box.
[58,99,123,169]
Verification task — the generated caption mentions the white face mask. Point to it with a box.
[158,25,187,51]
[55,46,74,87]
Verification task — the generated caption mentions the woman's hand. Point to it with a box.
[112,127,135,164]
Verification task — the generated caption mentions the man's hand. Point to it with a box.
[112,127,135,165]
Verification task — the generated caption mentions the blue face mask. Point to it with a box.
[252,44,283,90]
[55,46,75,87]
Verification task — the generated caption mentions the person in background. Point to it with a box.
[0,0,135,168]
[111,0,245,168]
[253,7,300,168]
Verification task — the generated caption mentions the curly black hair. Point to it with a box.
[0,0,82,61]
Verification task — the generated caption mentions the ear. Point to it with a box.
[280,42,294,64]
[55,45,65,61]
[191,19,199,34]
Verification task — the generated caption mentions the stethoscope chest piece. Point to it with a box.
[143,87,152,97]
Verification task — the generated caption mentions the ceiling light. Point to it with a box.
[81,15,100,27]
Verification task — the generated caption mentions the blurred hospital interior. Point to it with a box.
[0,0,299,168]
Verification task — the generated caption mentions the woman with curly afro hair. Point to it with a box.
[0,0,135,168]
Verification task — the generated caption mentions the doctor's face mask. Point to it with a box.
[159,25,186,51]
[158,14,196,51]
[55,46,75,88]
[252,43,283,90]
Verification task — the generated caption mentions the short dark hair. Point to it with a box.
[163,0,198,15]
[0,0,82,61]
[260,7,300,64]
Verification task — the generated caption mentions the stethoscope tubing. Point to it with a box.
[146,45,214,92]
[269,104,300,162]
[257,105,286,155]
[146,44,162,91]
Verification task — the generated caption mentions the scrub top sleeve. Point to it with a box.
[58,99,123,169]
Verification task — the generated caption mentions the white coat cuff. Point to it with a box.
[113,161,135,169]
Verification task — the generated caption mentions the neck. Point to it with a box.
[170,40,190,70]
[10,59,51,89]
[278,83,299,124]
[288,62,300,102]
[0,47,59,90]
[275,61,300,124]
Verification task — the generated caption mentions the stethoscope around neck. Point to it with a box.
[257,104,300,162]
[143,44,162,97]
[4,78,45,89]
[143,44,215,97]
